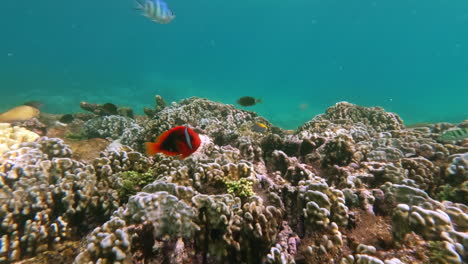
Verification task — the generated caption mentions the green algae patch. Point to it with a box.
[223,177,255,198]
[435,182,468,204]
[118,169,158,202]
[64,131,88,141]
[427,240,461,264]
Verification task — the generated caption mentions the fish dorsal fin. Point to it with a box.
[134,0,145,9]
[184,127,193,150]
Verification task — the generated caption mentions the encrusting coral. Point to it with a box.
[0,123,39,156]
[84,115,144,150]
[0,98,467,264]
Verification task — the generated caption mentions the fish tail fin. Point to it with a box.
[256,98,263,104]
[145,142,160,156]
[23,101,43,109]
[134,0,144,9]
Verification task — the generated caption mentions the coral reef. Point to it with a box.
[0,137,119,262]
[80,101,134,118]
[116,169,159,202]
[83,115,145,150]
[10,117,48,136]
[143,97,277,148]
[298,101,403,134]
[223,177,255,198]
[143,94,167,117]
[0,123,39,155]
[1,98,467,264]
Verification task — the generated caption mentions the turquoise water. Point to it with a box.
[1,0,467,128]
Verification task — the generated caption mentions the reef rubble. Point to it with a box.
[0,98,466,264]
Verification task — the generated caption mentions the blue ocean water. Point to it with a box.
[1,0,467,129]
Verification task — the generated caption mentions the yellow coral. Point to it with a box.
[0,123,40,155]
[0,105,39,122]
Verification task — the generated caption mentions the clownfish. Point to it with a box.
[145,126,201,159]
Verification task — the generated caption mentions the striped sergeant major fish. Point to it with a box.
[135,0,175,24]
[438,128,468,143]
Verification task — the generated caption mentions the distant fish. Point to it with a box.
[251,122,268,133]
[237,96,261,107]
[135,0,175,24]
[0,105,40,122]
[298,103,309,110]
[146,126,201,158]
[102,103,118,115]
[439,128,468,143]
[59,114,75,124]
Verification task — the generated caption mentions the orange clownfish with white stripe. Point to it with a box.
[145,126,201,159]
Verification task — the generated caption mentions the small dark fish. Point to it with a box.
[102,103,118,115]
[237,96,261,107]
[59,114,75,124]
[23,101,43,109]
[251,122,268,133]
[145,126,201,159]
[439,128,468,143]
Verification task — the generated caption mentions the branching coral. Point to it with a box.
[84,116,144,150]
[1,99,466,264]
[0,138,119,262]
